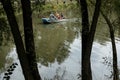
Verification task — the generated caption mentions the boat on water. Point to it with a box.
[42,18,67,24]
[42,12,67,24]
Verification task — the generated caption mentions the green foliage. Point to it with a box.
[0,4,5,16]
[43,4,54,12]
[114,0,120,16]
[0,18,11,46]
[0,18,12,69]
[100,0,113,15]
[32,0,79,18]
[0,18,8,31]
[66,2,77,10]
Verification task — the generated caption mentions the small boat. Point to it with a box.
[42,18,67,24]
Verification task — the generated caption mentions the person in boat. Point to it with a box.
[60,13,65,19]
[55,12,61,19]
[49,12,58,22]
[55,12,65,19]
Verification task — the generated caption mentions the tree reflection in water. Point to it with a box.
[1,14,120,80]
[43,67,71,80]
[34,23,76,66]
[0,17,13,70]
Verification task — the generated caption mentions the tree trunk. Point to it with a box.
[1,0,34,80]
[80,0,101,80]
[80,0,90,80]
[20,0,42,80]
[101,11,119,80]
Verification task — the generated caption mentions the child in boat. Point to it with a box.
[55,12,65,19]
[60,13,65,19]
[55,12,61,19]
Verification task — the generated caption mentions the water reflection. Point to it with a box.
[34,22,77,66]
[0,14,120,80]
[0,17,13,70]
[95,23,110,45]
[0,18,11,45]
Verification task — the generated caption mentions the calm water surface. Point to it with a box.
[0,16,120,80]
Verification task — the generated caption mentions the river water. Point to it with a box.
[0,15,120,80]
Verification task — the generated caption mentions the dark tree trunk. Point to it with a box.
[20,0,42,80]
[80,0,90,80]
[80,0,101,80]
[101,11,119,80]
[1,0,34,80]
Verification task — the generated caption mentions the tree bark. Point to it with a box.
[20,0,42,80]
[101,11,119,80]
[80,0,90,80]
[80,0,101,80]
[1,0,34,80]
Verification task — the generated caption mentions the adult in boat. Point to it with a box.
[42,12,66,24]
[49,12,58,22]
